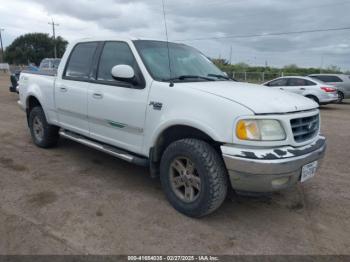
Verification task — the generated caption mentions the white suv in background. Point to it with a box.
[264,76,338,105]
[309,74,350,103]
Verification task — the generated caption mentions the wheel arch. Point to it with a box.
[305,94,320,104]
[26,95,42,111]
[26,95,44,125]
[150,124,222,164]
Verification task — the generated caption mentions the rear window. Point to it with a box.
[64,42,98,79]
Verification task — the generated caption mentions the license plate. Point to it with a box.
[301,161,318,183]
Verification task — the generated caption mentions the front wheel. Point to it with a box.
[160,139,228,217]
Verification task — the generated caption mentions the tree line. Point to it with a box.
[4,33,68,66]
[212,58,348,76]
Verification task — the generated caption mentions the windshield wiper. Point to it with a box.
[207,74,230,80]
[166,75,215,82]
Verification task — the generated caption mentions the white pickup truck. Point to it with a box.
[18,38,326,217]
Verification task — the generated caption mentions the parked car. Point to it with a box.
[9,70,21,93]
[18,38,326,217]
[309,74,350,103]
[9,66,37,93]
[9,59,61,93]
[263,76,338,105]
[39,58,61,73]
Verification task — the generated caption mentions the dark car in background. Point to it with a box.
[9,58,61,93]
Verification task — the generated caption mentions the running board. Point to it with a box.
[59,130,149,167]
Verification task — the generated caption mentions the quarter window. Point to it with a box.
[306,80,316,86]
[65,42,98,79]
[97,42,136,82]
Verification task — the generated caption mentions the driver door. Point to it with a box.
[285,78,308,95]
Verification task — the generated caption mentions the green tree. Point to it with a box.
[4,33,68,65]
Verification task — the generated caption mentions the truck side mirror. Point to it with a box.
[111,65,135,83]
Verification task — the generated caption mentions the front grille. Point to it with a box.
[290,114,319,143]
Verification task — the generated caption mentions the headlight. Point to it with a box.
[236,119,286,141]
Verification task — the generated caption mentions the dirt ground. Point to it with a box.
[0,74,349,255]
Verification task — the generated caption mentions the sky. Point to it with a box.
[0,0,350,70]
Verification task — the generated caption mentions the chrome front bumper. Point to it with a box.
[221,137,327,193]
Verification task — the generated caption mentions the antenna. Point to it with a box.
[161,0,174,87]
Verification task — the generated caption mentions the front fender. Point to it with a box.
[150,118,222,148]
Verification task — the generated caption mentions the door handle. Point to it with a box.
[300,88,306,91]
[92,93,103,99]
[60,87,68,93]
[280,88,284,90]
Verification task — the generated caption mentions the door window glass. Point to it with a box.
[288,78,307,86]
[268,78,288,87]
[65,42,98,79]
[97,42,136,81]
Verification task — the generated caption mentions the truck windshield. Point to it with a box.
[133,40,229,82]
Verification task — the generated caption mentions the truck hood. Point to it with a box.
[183,81,318,114]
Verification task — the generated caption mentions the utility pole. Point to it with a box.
[0,28,4,63]
[320,55,324,74]
[48,19,59,58]
[229,45,232,65]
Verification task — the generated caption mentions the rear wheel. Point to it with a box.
[160,139,228,217]
[337,91,344,103]
[29,106,59,148]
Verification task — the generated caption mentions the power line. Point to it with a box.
[176,26,350,42]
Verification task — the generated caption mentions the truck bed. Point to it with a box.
[21,70,57,77]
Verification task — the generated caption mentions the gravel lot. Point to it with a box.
[0,74,349,255]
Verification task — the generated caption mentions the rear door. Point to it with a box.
[285,78,309,95]
[87,41,149,154]
[55,42,99,136]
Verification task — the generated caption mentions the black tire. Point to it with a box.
[306,95,319,105]
[337,91,344,104]
[160,139,228,217]
[28,106,59,148]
